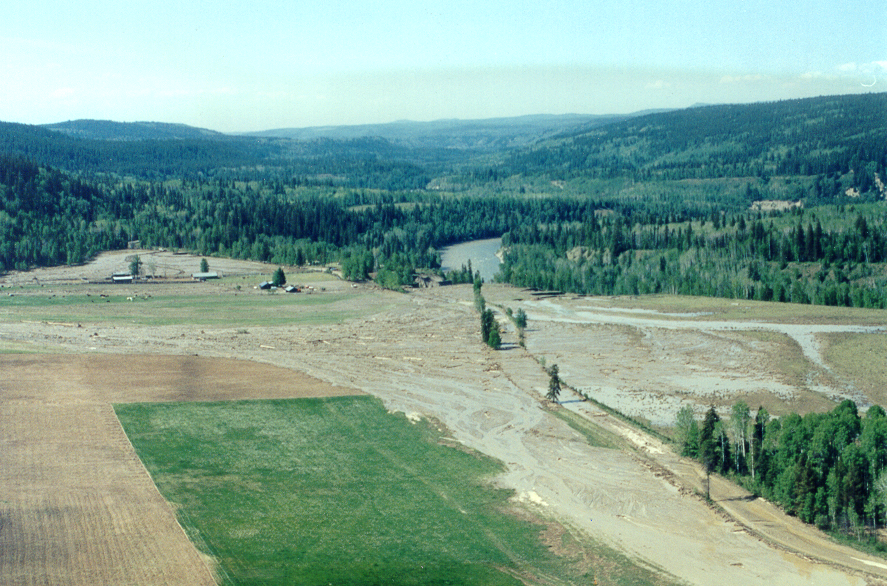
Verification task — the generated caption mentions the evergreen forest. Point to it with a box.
[677,400,887,545]
[1,92,885,303]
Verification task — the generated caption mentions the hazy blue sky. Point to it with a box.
[2,1,884,132]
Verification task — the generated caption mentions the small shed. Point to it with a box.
[258,281,272,290]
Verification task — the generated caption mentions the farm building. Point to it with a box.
[191,272,219,281]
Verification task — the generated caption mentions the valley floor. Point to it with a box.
[2,251,887,585]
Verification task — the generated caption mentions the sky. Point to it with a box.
[1,1,885,132]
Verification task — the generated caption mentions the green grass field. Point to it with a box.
[116,396,676,586]
[116,397,570,585]
[0,286,381,327]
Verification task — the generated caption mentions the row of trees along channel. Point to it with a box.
[470,276,529,351]
[473,278,501,350]
[676,400,887,545]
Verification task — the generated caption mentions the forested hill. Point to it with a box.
[41,120,226,141]
[3,94,885,191]
[0,121,268,179]
[504,92,887,187]
[0,121,432,187]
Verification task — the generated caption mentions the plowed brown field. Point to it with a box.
[0,354,361,586]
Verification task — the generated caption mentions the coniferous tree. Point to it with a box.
[487,326,501,350]
[700,406,721,499]
[272,267,286,287]
[480,308,497,347]
[515,308,528,329]
[546,364,561,403]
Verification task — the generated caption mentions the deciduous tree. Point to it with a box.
[731,402,751,474]
[675,405,699,458]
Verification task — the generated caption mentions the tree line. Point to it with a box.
[497,204,887,308]
[0,154,586,286]
[4,149,887,305]
[677,401,887,544]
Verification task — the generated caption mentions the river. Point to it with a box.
[439,237,502,282]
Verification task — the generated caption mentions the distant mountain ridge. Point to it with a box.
[37,112,667,151]
[2,93,882,187]
[242,113,638,150]
[42,120,226,141]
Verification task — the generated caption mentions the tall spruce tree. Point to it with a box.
[272,267,286,287]
[546,364,561,403]
[700,406,721,499]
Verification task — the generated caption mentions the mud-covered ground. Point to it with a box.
[2,251,886,585]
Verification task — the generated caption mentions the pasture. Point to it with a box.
[0,282,391,327]
[116,396,621,585]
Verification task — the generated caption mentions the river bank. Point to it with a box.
[439,237,502,281]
